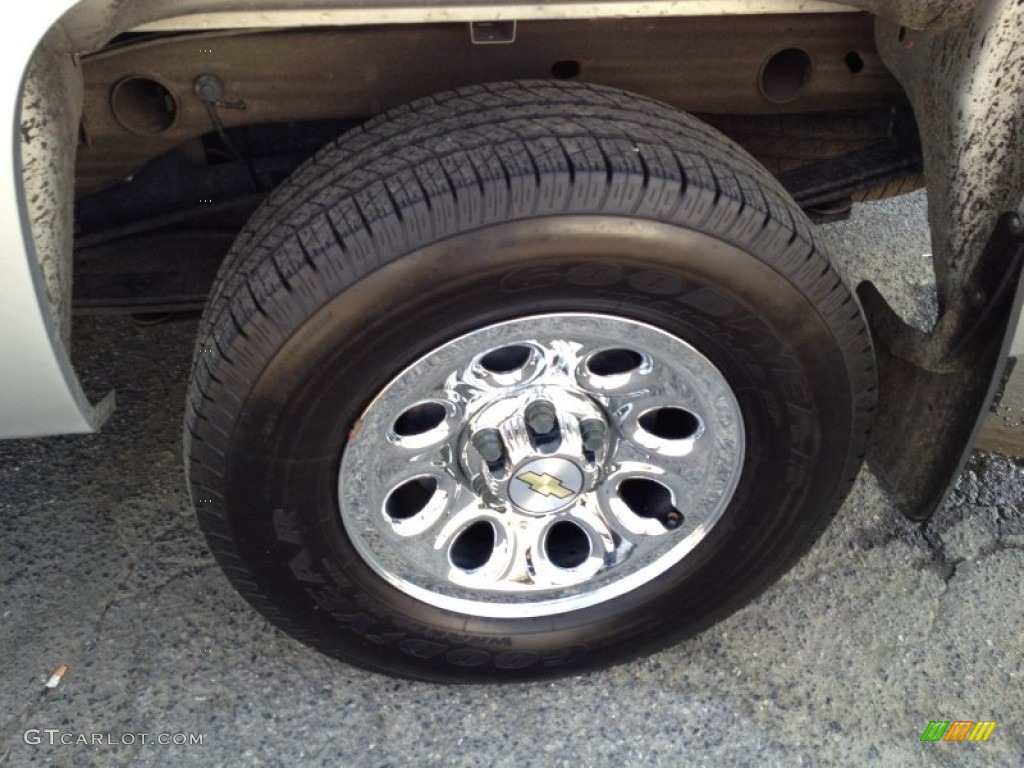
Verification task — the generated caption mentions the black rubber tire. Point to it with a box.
[185,81,876,682]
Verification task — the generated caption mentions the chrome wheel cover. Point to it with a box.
[338,313,745,618]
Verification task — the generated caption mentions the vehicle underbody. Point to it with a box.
[73,15,923,313]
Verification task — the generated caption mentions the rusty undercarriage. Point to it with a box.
[73,14,923,313]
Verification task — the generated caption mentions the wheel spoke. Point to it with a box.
[433,506,514,588]
[377,469,457,538]
[510,511,607,588]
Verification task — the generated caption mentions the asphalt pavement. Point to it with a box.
[1,192,1021,767]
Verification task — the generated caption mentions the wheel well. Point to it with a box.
[70,15,922,312]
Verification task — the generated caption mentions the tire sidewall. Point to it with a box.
[217,216,852,679]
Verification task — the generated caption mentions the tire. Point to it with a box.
[185,81,876,682]
[852,173,924,202]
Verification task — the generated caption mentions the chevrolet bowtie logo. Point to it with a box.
[516,471,574,499]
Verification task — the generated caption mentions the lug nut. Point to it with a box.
[472,428,505,466]
[580,419,607,455]
[525,400,557,435]
[471,475,504,506]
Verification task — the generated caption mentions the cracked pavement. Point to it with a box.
[1,192,1022,766]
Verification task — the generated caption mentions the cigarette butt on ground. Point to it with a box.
[45,664,69,689]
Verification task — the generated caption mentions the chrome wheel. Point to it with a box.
[339,313,745,618]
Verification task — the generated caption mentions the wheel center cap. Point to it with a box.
[508,457,584,513]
